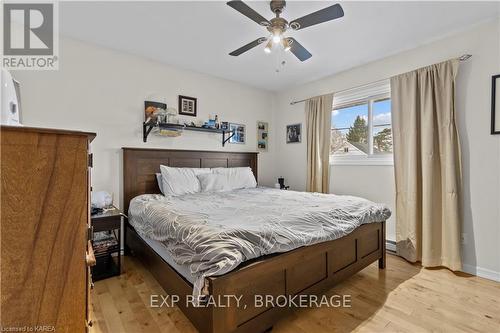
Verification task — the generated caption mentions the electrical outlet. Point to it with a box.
[461,233,467,245]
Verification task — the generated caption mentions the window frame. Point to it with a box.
[330,80,393,166]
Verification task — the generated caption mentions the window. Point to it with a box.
[331,103,369,155]
[330,80,393,165]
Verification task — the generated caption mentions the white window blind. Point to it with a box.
[333,79,391,110]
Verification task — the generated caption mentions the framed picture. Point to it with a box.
[492,74,500,134]
[178,95,197,117]
[286,123,301,143]
[257,121,269,151]
[229,123,245,144]
[144,101,167,123]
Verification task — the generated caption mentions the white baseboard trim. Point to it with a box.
[385,242,500,282]
[462,264,500,282]
[385,241,396,252]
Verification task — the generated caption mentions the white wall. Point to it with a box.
[12,37,276,207]
[274,19,500,278]
[330,166,396,242]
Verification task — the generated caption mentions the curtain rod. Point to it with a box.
[289,54,472,105]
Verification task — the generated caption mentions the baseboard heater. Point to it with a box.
[386,240,396,253]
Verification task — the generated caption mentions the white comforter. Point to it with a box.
[128,187,391,296]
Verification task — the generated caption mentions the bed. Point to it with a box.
[123,148,389,333]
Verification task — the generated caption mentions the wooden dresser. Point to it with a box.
[0,126,96,332]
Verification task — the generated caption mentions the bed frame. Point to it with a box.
[122,148,386,333]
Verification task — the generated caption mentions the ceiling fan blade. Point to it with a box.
[227,0,270,26]
[229,38,267,56]
[289,4,344,30]
[287,38,312,61]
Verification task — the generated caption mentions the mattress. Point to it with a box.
[128,187,391,296]
[137,232,197,284]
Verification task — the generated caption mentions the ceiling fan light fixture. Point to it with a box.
[272,34,282,44]
[264,39,273,53]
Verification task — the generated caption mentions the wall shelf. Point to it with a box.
[142,122,234,146]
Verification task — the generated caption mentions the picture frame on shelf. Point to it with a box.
[178,95,197,117]
[144,101,167,123]
[492,74,500,134]
[229,123,245,144]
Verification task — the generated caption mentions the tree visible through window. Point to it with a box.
[331,99,392,156]
[346,116,368,144]
[372,99,392,154]
[374,128,392,152]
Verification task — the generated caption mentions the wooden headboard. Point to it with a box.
[122,148,258,213]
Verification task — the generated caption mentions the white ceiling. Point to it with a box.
[60,1,500,91]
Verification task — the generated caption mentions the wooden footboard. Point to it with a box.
[125,221,386,333]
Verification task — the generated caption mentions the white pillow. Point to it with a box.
[155,173,164,194]
[159,165,211,196]
[211,167,257,189]
[197,173,233,192]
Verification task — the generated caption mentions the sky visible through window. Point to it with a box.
[373,99,391,132]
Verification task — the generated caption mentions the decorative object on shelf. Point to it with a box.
[221,121,229,131]
[156,107,182,137]
[229,123,246,144]
[144,100,167,124]
[203,114,217,129]
[165,107,178,124]
[159,127,182,137]
[257,121,269,151]
[215,115,220,129]
[492,74,500,134]
[286,123,301,143]
[178,95,197,117]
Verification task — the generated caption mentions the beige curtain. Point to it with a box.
[391,59,462,271]
[306,94,334,193]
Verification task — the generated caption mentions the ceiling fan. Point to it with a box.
[227,0,344,62]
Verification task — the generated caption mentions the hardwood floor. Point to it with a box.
[90,254,500,333]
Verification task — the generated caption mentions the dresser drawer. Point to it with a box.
[92,216,121,232]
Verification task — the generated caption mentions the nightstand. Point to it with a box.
[91,205,126,281]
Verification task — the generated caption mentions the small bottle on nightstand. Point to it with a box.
[277,177,290,190]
